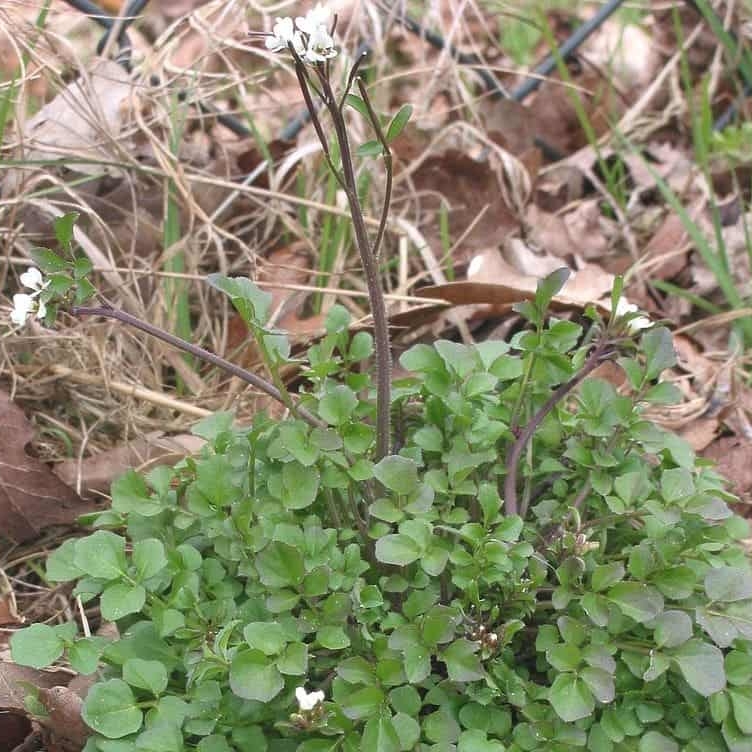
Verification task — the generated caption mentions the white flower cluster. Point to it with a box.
[295,685,325,711]
[10,267,49,326]
[614,297,652,333]
[265,4,337,64]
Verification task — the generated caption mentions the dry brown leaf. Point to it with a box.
[37,686,89,749]
[4,58,132,195]
[641,212,691,281]
[0,662,68,713]
[0,391,94,544]
[704,437,752,502]
[54,432,204,500]
[408,149,522,266]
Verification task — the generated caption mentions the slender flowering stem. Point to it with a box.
[314,71,392,461]
[71,305,325,428]
[504,341,613,517]
[354,79,392,262]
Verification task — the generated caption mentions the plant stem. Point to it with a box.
[71,304,325,428]
[316,72,392,461]
[504,340,612,517]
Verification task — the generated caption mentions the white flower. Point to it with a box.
[10,294,35,326]
[266,16,304,54]
[295,4,331,35]
[615,298,652,333]
[303,25,337,63]
[295,686,325,711]
[20,266,45,291]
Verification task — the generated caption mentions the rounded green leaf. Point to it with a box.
[100,583,146,621]
[672,639,726,696]
[638,730,679,752]
[549,674,594,722]
[374,456,419,495]
[243,622,287,656]
[10,624,64,668]
[607,582,664,623]
[82,678,143,739]
[73,531,127,580]
[229,649,283,702]
[123,658,168,695]
[255,542,305,588]
[133,539,168,581]
[317,626,351,650]
[375,534,422,566]
[46,539,84,582]
[318,385,358,426]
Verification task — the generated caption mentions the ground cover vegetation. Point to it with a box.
[3,1,752,751]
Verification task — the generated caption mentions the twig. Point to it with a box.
[306,68,392,461]
[355,79,393,262]
[70,305,325,428]
[504,341,612,517]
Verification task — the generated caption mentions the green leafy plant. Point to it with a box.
[12,265,752,751]
[9,8,752,752]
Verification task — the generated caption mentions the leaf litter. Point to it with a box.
[3,0,752,744]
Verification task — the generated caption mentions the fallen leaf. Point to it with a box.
[0,662,68,713]
[54,432,204,500]
[4,58,133,196]
[407,148,523,266]
[704,437,752,502]
[0,391,94,544]
[37,686,89,748]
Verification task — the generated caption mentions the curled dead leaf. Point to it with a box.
[0,392,95,544]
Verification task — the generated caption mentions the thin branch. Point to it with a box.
[71,305,325,428]
[355,79,393,262]
[504,341,612,517]
[338,51,369,114]
[317,73,392,461]
[291,50,346,190]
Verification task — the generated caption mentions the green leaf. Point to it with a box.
[375,534,422,566]
[386,104,413,142]
[100,583,146,621]
[206,274,271,326]
[580,666,615,703]
[319,384,359,426]
[30,247,69,273]
[255,542,305,588]
[457,729,506,752]
[69,637,106,675]
[549,674,594,722]
[11,624,65,668]
[54,212,79,247]
[346,94,370,119]
[317,626,351,650]
[229,649,284,702]
[654,610,693,649]
[729,686,752,735]
[281,461,320,510]
[342,686,385,720]
[337,657,377,685]
[46,539,84,582]
[592,562,625,592]
[641,327,676,380]
[638,731,679,752]
[536,268,570,311]
[132,539,167,581]
[357,140,384,158]
[73,531,127,581]
[374,456,419,495]
[672,639,727,696]
[123,658,168,696]
[546,644,581,672]
[243,622,287,656]
[705,566,752,603]
[441,639,485,682]
[277,641,308,675]
[197,735,233,752]
[392,712,421,751]
[607,582,664,623]
[111,470,161,517]
[73,256,93,279]
[82,679,143,739]
[135,721,182,752]
[362,714,401,752]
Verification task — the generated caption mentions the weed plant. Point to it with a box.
[9,8,752,752]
